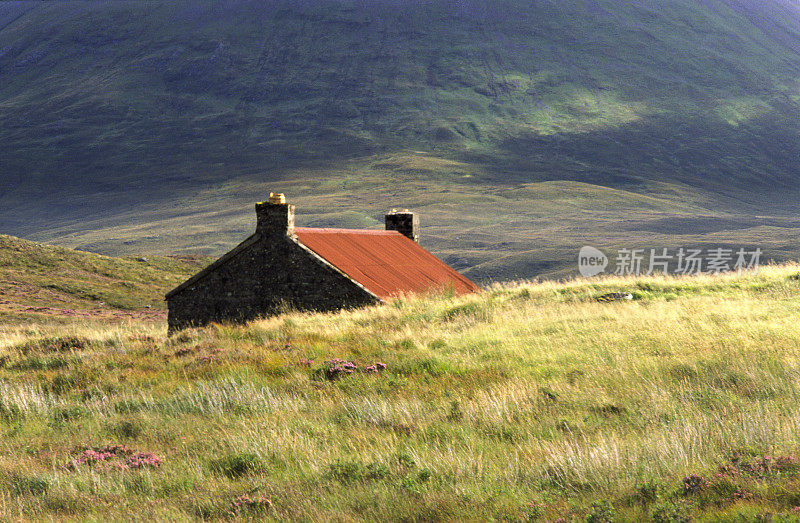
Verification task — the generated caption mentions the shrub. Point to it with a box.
[11,356,72,371]
[42,492,89,515]
[586,500,615,522]
[740,454,800,476]
[526,502,543,521]
[443,302,483,321]
[446,399,464,421]
[395,451,416,469]
[326,459,389,484]
[632,480,661,505]
[652,500,691,523]
[211,451,265,478]
[681,474,708,496]
[364,462,390,480]
[110,420,143,439]
[49,406,86,424]
[173,346,194,357]
[17,336,91,354]
[46,368,99,394]
[314,359,387,381]
[326,459,362,484]
[0,402,21,421]
[11,473,50,495]
[230,494,272,516]
[126,452,163,469]
[317,359,358,380]
[710,475,742,500]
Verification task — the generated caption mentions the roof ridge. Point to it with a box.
[294,227,401,235]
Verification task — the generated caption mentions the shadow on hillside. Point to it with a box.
[484,107,800,214]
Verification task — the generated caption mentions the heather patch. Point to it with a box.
[314,358,388,381]
[680,474,708,496]
[15,335,93,354]
[229,493,273,517]
[63,445,163,472]
[725,452,800,478]
[173,346,193,357]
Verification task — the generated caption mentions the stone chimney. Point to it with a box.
[385,209,418,242]
[256,193,294,237]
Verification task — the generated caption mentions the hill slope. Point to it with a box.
[2,0,800,279]
[3,263,800,519]
[0,234,206,322]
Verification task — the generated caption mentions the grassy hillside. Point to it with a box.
[2,1,800,280]
[3,261,800,519]
[0,234,206,323]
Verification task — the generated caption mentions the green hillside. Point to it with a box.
[3,261,800,519]
[0,234,206,323]
[2,1,800,279]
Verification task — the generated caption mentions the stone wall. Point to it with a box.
[166,233,378,332]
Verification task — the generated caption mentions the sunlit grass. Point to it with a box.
[2,265,800,518]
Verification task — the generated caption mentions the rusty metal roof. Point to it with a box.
[294,227,479,299]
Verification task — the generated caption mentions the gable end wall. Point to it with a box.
[167,234,378,332]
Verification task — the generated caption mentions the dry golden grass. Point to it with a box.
[2,265,800,520]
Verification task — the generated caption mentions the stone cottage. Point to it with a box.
[165,194,479,332]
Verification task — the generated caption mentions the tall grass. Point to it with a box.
[2,265,800,519]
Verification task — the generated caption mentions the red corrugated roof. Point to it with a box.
[294,227,479,299]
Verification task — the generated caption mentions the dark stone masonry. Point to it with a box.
[165,197,378,332]
[385,209,419,242]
